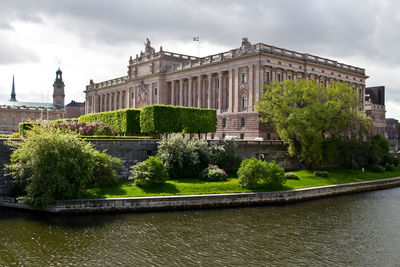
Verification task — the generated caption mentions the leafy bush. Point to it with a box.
[19,122,40,137]
[209,139,242,174]
[369,165,385,173]
[5,126,122,207]
[140,104,217,134]
[79,108,141,134]
[91,150,123,187]
[202,165,228,182]
[54,121,116,136]
[157,134,210,179]
[285,172,299,180]
[385,164,394,171]
[129,156,169,186]
[237,158,285,188]
[313,170,329,177]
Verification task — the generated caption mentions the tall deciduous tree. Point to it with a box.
[255,80,372,166]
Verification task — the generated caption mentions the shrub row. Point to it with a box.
[140,105,217,134]
[78,109,141,134]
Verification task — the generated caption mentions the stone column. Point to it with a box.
[249,65,254,112]
[254,64,261,105]
[171,81,176,106]
[125,89,130,108]
[119,91,122,110]
[197,76,201,108]
[208,75,212,109]
[271,68,276,82]
[234,68,239,112]
[188,78,193,107]
[149,86,153,105]
[218,72,223,113]
[179,79,184,106]
[228,69,233,112]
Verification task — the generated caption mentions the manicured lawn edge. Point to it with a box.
[83,167,400,199]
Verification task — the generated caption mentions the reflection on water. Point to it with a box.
[1,188,400,266]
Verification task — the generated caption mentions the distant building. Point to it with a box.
[365,86,385,135]
[0,69,65,134]
[65,100,85,118]
[84,38,367,140]
[385,118,399,146]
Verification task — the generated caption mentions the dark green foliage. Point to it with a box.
[5,126,122,207]
[140,104,217,134]
[129,156,169,186]
[19,122,40,137]
[237,158,285,188]
[209,139,242,174]
[285,172,300,180]
[313,170,329,177]
[385,164,394,171]
[79,108,141,134]
[368,165,385,173]
[91,150,123,187]
[9,181,27,198]
[202,165,228,182]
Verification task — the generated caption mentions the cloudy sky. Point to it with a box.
[1,0,400,117]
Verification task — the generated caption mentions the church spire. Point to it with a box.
[10,75,17,102]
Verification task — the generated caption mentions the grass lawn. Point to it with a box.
[83,167,400,199]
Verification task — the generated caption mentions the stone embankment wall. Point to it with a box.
[1,177,399,214]
[88,139,158,178]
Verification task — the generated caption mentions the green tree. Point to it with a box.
[255,80,372,167]
[6,126,122,207]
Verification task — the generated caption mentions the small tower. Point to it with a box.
[53,68,65,109]
[10,75,17,102]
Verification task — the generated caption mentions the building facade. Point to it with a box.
[0,69,65,134]
[365,86,386,135]
[84,38,367,140]
[65,100,85,118]
[385,118,399,146]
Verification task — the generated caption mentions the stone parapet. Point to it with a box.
[1,177,399,214]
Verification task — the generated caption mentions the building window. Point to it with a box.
[240,133,244,139]
[154,88,157,95]
[241,117,245,128]
[131,92,134,98]
[288,75,292,80]
[222,133,225,139]
[211,134,214,139]
[222,118,226,128]
[265,72,270,83]
[242,72,247,83]
[242,97,248,109]
[276,73,281,82]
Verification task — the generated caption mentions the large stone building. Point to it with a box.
[84,38,367,140]
[0,69,65,134]
[365,86,386,135]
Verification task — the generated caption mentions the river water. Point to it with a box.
[1,188,400,266]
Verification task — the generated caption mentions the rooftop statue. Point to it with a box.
[144,38,155,56]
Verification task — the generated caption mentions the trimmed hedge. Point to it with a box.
[140,105,217,134]
[78,109,141,134]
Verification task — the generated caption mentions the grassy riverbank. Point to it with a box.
[84,167,400,198]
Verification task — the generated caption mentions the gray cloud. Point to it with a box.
[1,0,396,65]
[0,39,40,65]
[1,0,400,116]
